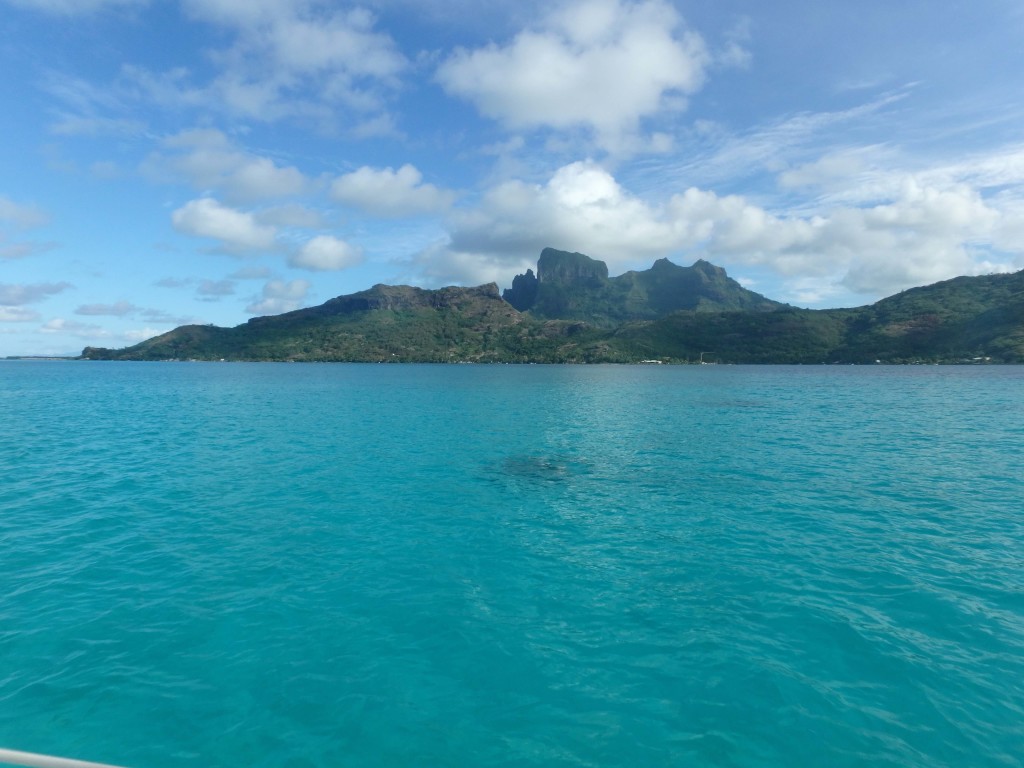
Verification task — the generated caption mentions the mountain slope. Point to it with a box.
[830,270,1024,362]
[81,252,1024,364]
[84,284,527,362]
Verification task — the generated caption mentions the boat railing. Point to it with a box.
[0,748,129,768]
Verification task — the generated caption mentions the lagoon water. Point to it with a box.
[2,361,1023,767]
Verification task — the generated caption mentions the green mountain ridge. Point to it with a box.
[82,249,1024,363]
[503,248,783,323]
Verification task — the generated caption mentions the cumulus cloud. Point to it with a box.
[436,0,709,152]
[331,164,456,217]
[420,158,1022,302]
[144,129,309,203]
[246,279,310,315]
[444,160,681,272]
[172,198,278,253]
[289,235,363,271]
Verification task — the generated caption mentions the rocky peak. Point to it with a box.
[536,248,609,284]
[502,269,539,311]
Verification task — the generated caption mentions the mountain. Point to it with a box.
[502,247,783,323]
[828,270,1024,362]
[611,269,1024,364]
[81,251,1024,364]
[85,283,533,363]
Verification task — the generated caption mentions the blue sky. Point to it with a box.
[2,0,1023,356]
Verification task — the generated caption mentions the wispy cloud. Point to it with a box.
[2,0,146,16]
[143,129,310,203]
[0,281,73,306]
[630,89,912,197]
[0,196,51,229]
[75,300,139,316]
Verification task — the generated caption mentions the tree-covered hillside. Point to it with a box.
[82,251,1024,364]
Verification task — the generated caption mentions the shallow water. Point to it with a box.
[2,362,1023,767]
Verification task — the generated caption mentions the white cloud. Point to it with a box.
[644,92,911,197]
[171,1,407,124]
[331,164,456,217]
[246,279,310,315]
[423,157,1023,302]
[146,129,308,203]
[436,0,709,152]
[264,9,405,82]
[665,177,1011,296]
[406,240,535,290]
[42,3,405,132]
[171,198,278,253]
[445,160,681,270]
[289,235,363,271]
[2,0,145,15]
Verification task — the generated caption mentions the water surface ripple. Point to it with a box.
[2,362,1022,767]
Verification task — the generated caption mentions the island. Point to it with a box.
[82,248,1024,364]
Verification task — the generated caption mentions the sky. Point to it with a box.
[2,0,1024,356]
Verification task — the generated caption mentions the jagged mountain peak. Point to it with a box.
[503,249,781,323]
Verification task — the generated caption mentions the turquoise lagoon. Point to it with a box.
[1,361,1023,767]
